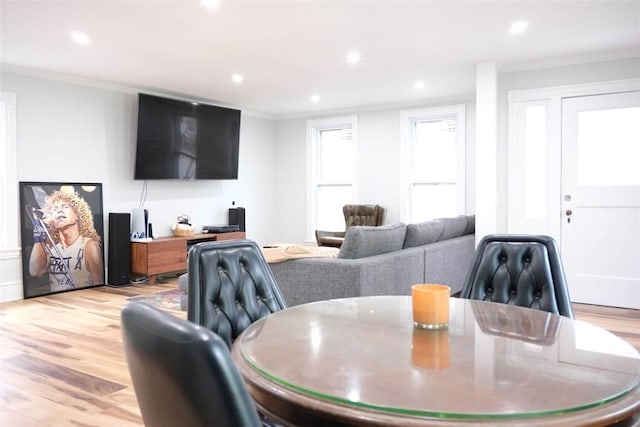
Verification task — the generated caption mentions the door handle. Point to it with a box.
[565,209,572,223]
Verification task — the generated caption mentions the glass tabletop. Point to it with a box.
[236,296,640,420]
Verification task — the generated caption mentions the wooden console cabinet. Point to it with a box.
[130,232,245,285]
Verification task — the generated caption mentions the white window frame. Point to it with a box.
[399,105,466,222]
[306,115,358,241]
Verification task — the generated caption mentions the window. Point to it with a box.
[307,116,357,238]
[523,105,547,219]
[400,105,465,223]
[576,106,640,186]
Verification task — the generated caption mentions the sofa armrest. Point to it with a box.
[357,247,424,296]
[269,258,361,306]
[269,247,424,306]
[422,234,476,296]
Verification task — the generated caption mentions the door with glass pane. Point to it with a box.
[561,91,640,309]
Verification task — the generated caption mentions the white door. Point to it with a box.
[561,91,640,309]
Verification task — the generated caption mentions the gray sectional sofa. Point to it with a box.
[269,215,476,306]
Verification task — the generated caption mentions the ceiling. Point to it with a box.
[1,0,639,117]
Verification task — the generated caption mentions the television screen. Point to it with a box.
[134,93,241,180]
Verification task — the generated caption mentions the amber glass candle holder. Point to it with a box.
[411,284,450,330]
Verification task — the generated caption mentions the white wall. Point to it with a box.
[475,62,498,242]
[0,92,21,302]
[274,97,477,243]
[1,71,278,300]
[273,119,307,243]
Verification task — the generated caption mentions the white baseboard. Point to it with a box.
[0,247,24,302]
[0,280,23,302]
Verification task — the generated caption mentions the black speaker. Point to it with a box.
[229,207,246,232]
[108,212,131,286]
[144,208,149,237]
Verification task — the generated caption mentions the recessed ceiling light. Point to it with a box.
[414,80,425,90]
[71,31,91,46]
[192,102,199,106]
[509,21,529,35]
[310,95,320,103]
[201,0,221,9]
[231,74,243,84]
[346,51,361,65]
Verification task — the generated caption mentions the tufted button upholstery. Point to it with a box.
[461,235,574,318]
[187,239,287,348]
[316,204,385,247]
[343,204,385,227]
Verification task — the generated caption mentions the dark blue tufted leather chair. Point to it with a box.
[187,239,288,348]
[461,234,574,318]
[121,302,262,427]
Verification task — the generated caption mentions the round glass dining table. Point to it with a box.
[231,296,640,426]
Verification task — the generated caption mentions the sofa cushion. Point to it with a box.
[338,223,407,259]
[437,215,471,241]
[403,220,445,248]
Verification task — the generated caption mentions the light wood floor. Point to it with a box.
[0,279,638,426]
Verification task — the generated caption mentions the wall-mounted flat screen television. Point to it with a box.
[134,93,241,180]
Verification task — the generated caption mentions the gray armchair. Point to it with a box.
[316,204,385,247]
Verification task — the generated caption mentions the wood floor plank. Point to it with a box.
[573,303,640,352]
[0,282,178,426]
[6,354,126,395]
[0,279,637,426]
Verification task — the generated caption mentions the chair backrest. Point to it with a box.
[188,239,287,348]
[343,204,385,228]
[461,234,574,318]
[121,302,262,427]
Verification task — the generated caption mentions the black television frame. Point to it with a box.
[134,93,241,180]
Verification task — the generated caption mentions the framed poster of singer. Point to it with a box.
[19,182,105,298]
